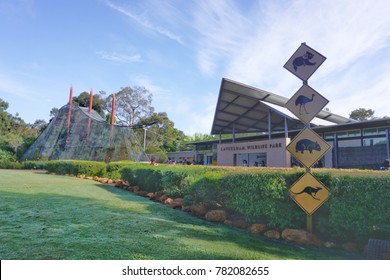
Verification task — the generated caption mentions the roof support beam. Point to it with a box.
[268,109,271,140]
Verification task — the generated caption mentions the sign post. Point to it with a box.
[284,43,331,232]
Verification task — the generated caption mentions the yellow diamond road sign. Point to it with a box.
[285,84,329,124]
[283,42,326,82]
[289,172,330,215]
[286,127,331,169]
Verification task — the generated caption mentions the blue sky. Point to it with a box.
[1,0,390,135]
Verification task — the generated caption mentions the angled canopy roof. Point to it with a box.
[210,78,355,135]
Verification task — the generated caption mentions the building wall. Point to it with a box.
[217,138,291,167]
[338,145,387,169]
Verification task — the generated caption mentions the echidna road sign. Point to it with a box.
[289,172,330,215]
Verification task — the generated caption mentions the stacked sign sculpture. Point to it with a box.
[284,43,331,231]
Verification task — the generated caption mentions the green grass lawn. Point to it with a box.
[0,170,361,260]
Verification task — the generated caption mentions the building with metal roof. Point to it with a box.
[190,78,390,169]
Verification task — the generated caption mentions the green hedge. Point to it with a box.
[16,160,390,245]
[45,160,108,177]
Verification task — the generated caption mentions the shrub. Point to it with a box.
[45,160,107,177]
[0,149,17,168]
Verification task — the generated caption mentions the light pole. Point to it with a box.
[143,125,147,151]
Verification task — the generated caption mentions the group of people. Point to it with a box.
[242,160,266,167]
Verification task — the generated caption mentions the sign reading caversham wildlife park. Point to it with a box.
[217,138,291,167]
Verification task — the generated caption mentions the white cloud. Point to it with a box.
[106,0,185,45]
[96,51,141,63]
[192,0,390,120]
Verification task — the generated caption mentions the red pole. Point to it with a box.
[89,88,93,113]
[67,84,73,143]
[111,94,116,125]
[69,85,73,105]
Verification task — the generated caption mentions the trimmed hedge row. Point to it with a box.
[120,166,390,245]
[15,160,390,245]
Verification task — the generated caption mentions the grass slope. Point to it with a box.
[0,170,360,260]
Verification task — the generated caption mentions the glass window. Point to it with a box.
[363,128,387,136]
[348,130,361,137]
[363,137,386,146]
[338,139,361,147]
[337,131,348,138]
[324,133,334,140]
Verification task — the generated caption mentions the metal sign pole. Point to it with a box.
[307,214,313,233]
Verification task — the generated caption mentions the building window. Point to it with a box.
[324,133,334,140]
[336,130,361,138]
[363,137,386,146]
[338,139,361,147]
[363,128,386,136]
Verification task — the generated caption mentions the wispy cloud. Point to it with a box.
[0,72,31,100]
[96,51,141,63]
[191,0,390,120]
[106,1,184,46]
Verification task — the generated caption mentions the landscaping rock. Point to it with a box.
[136,190,148,197]
[170,198,184,209]
[164,197,174,205]
[224,220,233,226]
[231,219,248,229]
[115,180,124,188]
[281,228,321,246]
[264,230,281,240]
[158,194,168,202]
[249,224,267,234]
[324,241,337,249]
[205,210,227,223]
[190,204,208,217]
[342,242,358,253]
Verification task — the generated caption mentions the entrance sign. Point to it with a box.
[284,43,326,82]
[285,84,329,124]
[287,127,331,169]
[289,172,330,215]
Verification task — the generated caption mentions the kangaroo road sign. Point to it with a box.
[286,127,331,169]
[284,43,331,221]
[289,172,330,215]
[285,84,329,124]
[284,43,326,82]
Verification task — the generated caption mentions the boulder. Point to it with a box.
[170,198,184,209]
[281,228,321,246]
[342,242,358,253]
[249,224,267,234]
[190,204,208,217]
[205,210,227,223]
[164,197,174,205]
[324,241,337,249]
[264,230,281,240]
[115,180,124,188]
[158,194,169,203]
[231,219,248,229]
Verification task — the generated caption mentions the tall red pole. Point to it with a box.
[89,88,93,113]
[87,88,93,143]
[111,94,116,125]
[66,84,73,143]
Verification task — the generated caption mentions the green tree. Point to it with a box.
[0,98,11,133]
[349,108,375,121]
[49,107,59,119]
[111,86,154,126]
[72,92,105,116]
[138,112,187,152]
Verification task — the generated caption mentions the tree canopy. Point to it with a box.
[349,108,375,121]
